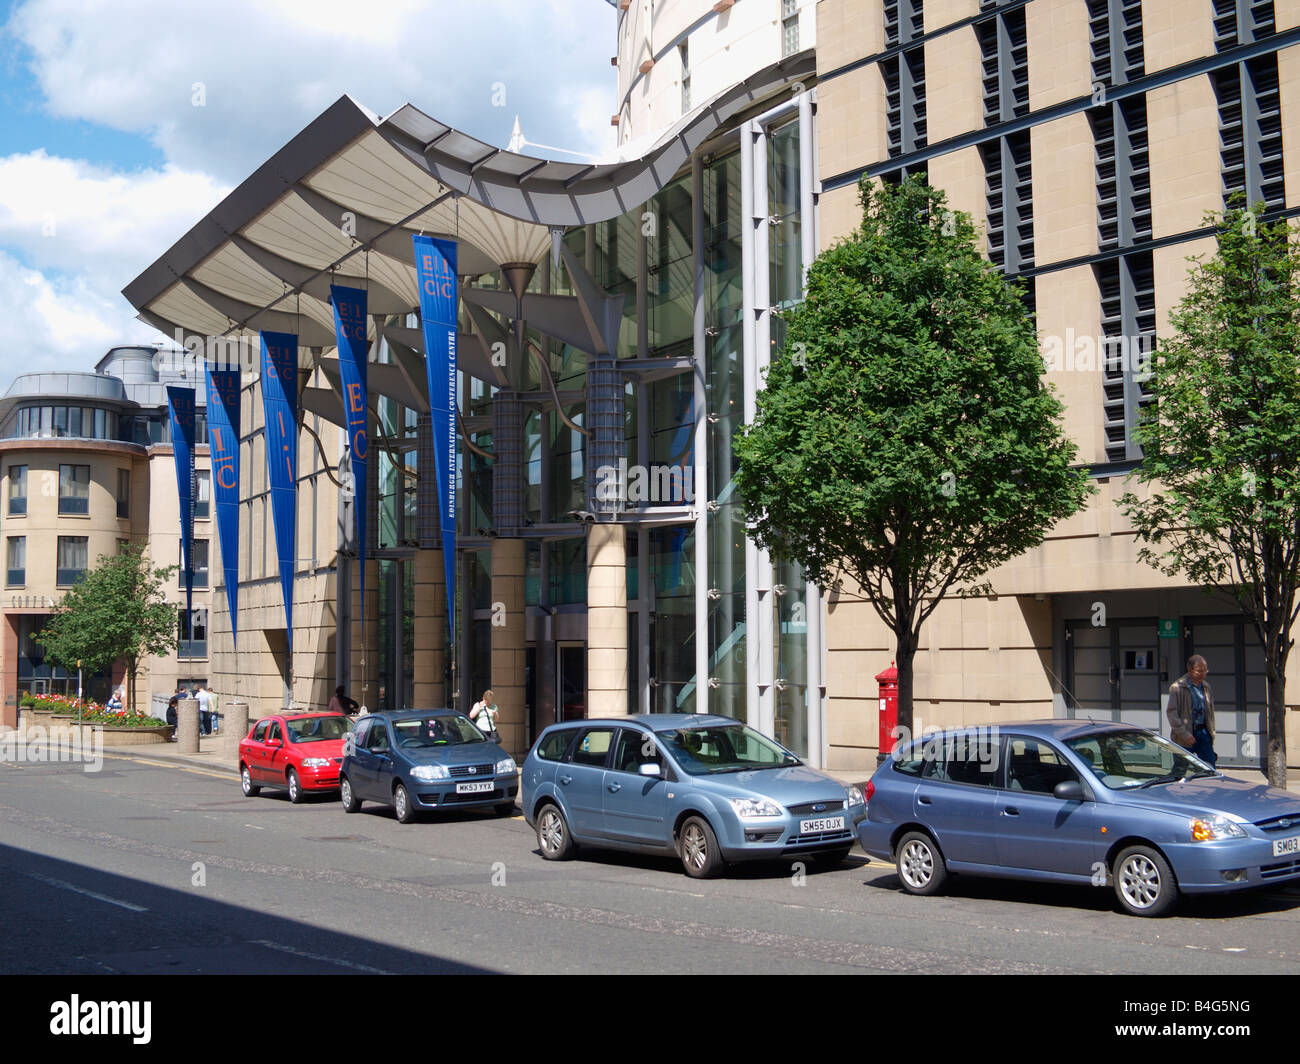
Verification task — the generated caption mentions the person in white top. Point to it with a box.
[469,689,499,740]
[195,684,212,736]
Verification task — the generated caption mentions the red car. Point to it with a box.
[239,713,355,803]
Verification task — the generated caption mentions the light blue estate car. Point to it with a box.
[522,714,866,877]
[858,719,1300,916]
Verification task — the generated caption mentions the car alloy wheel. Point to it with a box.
[678,816,723,878]
[287,768,302,804]
[1114,845,1178,917]
[895,831,948,896]
[241,765,260,797]
[537,805,574,860]
[394,782,415,824]
[340,776,360,813]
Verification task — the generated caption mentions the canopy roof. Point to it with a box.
[122,53,814,354]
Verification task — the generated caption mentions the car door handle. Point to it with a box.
[918,796,933,806]
[607,782,622,793]
[1003,807,1020,816]
[560,774,573,785]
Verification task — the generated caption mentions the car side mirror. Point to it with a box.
[1054,780,1085,801]
[639,762,662,777]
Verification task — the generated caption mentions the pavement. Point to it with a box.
[101,731,1300,792]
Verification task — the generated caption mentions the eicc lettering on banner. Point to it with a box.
[330,285,369,611]
[259,331,298,654]
[205,362,240,642]
[412,235,458,641]
[166,386,196,623]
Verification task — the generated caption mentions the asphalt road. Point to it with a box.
[2,750,1298,975]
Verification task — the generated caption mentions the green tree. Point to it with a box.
[36,544,180,715]
[1120,203,1300,787]
[734,176,1091,746]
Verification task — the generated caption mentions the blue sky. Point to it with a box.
[0,0,616,392]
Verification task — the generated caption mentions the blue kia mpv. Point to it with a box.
[858,719,1300,916]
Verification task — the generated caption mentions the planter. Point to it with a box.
[32,717,172,744]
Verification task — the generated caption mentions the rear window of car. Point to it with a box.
[535,728,576,762]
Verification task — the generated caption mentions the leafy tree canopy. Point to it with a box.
[735,177,1091,682]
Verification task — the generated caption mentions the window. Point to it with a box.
[535,728,577,762]
[116,468,130,519]
[252,719,270,742]
[924,732,1001,786]
[195,469,210,520]
[8,465,26,515]
[58,464,90,515]
[7,537,25,586]
[781,0,800,57]
[568,728,616,767]
[178,607,207,659]
[56,536,88,585]
[180,539,210,589]
[614,728,664,774]
[1005,737,1080,795]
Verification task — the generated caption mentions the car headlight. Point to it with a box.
[301,758,331,768]
[1190,816,1247,841]
[496,757,517,776]
[847,786,865,807]
[729,796,784,818]
[410,764,451,782]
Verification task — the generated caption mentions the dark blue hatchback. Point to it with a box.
[339,710,518,823]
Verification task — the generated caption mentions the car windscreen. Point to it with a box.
[1066,729,1215,789]
[286,716,354,743]
[392,715,487,749]
[659,724,800,775]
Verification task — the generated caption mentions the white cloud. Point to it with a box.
[0,150,230,291]
[6,0,618,183]
[0,251,164,382]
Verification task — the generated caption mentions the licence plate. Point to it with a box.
[799,816,845,834]
[1273,834,1300,857]
[456,781,493,795]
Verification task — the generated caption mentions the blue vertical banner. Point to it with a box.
[166,386,196,626]
[260,331,299,656]
[330,284,369,618]
[204,361,241,644]
[412,235,458,642]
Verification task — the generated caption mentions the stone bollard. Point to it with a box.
[222,701,249,763]
[176,697,200,753]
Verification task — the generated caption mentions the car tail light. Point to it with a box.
[865,780,875,803]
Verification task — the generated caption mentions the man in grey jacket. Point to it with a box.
[1166,655,1216,767]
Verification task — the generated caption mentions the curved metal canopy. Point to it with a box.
[122,52,814,358]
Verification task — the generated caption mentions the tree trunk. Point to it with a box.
[894,625,920,750]
[1265,660,1288,789]
[127,657,137,717]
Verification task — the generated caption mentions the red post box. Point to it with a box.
[876,661,898,761]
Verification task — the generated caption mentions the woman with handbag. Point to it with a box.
[469,689,501,743]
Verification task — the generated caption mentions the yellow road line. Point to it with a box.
[101,750,234,782]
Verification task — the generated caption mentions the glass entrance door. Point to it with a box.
[1186,617,1265,768]
[557,641,586,721]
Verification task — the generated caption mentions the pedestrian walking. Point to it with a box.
[1166,654,1217,768]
